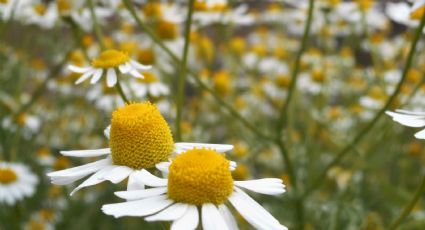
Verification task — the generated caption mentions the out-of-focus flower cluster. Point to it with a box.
[2,0,425,229]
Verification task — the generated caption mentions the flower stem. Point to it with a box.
[87,0,106,50]
[175,0,195,142]
[303,9,425,198]
[389,174,425,230]
[276,0,315,137]
[116,78,130,104]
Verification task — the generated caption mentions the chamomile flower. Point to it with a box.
[47,102,233,195]
[102,148,287,230]
[0,162,39,205]
[386,110,425,139]
[68,49,151,87]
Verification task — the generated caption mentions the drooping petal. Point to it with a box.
[133,169,168,187]
[234,179,286,195]
[68,65,92,73]
[90,69,103,84]
[106,68,117,87]
[75,69,96,84]
[103,166,133,184]
[218,205,239,230]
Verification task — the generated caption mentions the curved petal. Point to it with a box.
[115,187,168,201]
[90,69,103,84]
[218,205,238,230]
[68,65,92,73]
[104,166,133,184]
[106,68,117,87]
[202,204,229,230]
[234,179,286,195]
[133,169,168,187]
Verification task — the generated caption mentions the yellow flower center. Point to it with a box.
[34,4,47,16]
[275,75,291,89]
[143,2,162,18]
[138,48,156,65]
[156,20,178,40]
[356,0,373,11]
[311,70,326,83]
[57,0,71,14]
[0,0,8,4]
[137,72,159,84]
[168,149,234,205]
[411,6,425,20]
[213,70,231,96]
[109,102,174,169]
[91,50,130,69]
[0,168,18,184]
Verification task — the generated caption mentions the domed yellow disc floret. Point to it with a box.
[168,149,234,205]
[109,102,174,169]
[0,168,18,184]
[92,49,130,69]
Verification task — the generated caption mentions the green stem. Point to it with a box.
[389,174,425,230]
[276,0,315,136]
[88,0,106,50]
[303,10,425,198]
[175,0,195,142]
[116,78,130,104]
[122,0,272,141]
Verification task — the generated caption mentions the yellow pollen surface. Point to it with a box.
[138,48,156,65]
[168,149,234,205]
[411,6,425,20]
[91,50,130,69]
[109,102,174,169]
[0,168,18,184]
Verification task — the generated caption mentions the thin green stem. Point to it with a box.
[276,0,315,136]
[303,11,425,198]
[389,174,425,230]
[175,0,195,142]
[88,0,106,50]
[116,78,130,104]
[122,0,273,141]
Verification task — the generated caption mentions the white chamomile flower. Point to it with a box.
[68,49,151,87]
[0,162,39,205]
[412,0,425,15]
[386,110,425,139]
[47,102,233,195]
[102,148,287,230]
[124,71,170,98]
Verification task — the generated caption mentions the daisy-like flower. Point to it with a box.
[0,162,39,205]
[412,0,425,17]
[47,102,233,195]
[102,148,287,230]
[386,110,425,139]
[68,49,151,87]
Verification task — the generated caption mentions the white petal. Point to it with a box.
[127,172,145,191]
[156,162,171,174]
[106,68,117,87]
[75,69,96,84]
[396,109,425,116]
[415,129,425,139]
[218,205,239,230]
[115,187,168,201]
[90,69,103,84]
[104,166,133,184]
[118,64,130,74]
[60,148,111,157]
[129,69,143,79]
[102,195,173,218]
[171,205,199,230]
[386,111,425,127]
[234,179,286,195]
[174,143,234,153]
[146,203,188,222]
[130,60,152,70]
[68,65,92,73]
[70,169,109,195]
[133,169,168,187]
[47,158,110,181]
[202,204,229,230]
[228,188,287,230]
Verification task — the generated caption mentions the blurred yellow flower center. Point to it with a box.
[213,70,231,96]
[91,50,130,68]
[143,2,162,18]
[411,6,425,20]
[34,4,47,16]
[156,20,178,40]
[0,0,8,4]
[356,0,373,11]
[109,102,174,169]
[138,48,156,65]
[168,149,234,205]
[57,0,71,14]
[138,72,158,84]
[0,168,18,184]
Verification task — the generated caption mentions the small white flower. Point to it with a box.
[68,49,151,87]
